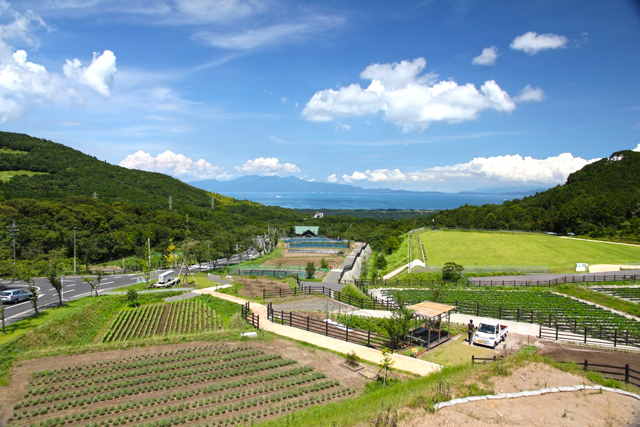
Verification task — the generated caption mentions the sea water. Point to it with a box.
[220,192,523,210]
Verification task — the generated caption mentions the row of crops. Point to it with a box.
[592,287,640,302]
[102,299,222,342]
[12,344,356,427]
[383,289,640,341]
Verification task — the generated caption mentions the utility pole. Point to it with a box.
[7,221,18,276]
[148,237,151,270]
[73,227,77,275]
[211,194,215,210]
[168,196,172,211]
[92,192,98,199]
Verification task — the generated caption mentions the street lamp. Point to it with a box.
[73,227,77,275]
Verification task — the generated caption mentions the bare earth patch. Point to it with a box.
[399,363,640,427]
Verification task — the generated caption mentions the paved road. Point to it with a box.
[0,245,267,327]
[0,273,145,326]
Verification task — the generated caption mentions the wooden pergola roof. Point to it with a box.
[408,301,457,319]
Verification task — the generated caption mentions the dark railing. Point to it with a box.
[471,355,503,364]
[228,268,306,279]
[539,325,640,350]
[266,303,389,349]
[241,302,259,329]
[558,359,640,388]
[355,274,640,290]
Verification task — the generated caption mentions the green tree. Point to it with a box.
[375,253,387,270]
[382,294,414,349]
[385,236,401,255]
[320,258,329,270]
[305,261,316,279]
[46,256,65,307]
[126,290,139,307]
[16,264,40,317]
[442,262,464,282]
[83,272,103,297]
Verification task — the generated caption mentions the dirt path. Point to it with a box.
[195,288,441,376]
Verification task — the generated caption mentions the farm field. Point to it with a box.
[384,288,640,336]
[418,230,640,271]
[102,299,223,342]
[2,340,361,427]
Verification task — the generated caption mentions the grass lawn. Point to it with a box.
[0,170,47,182]
[419,230,640,272]
[419,335,495,366]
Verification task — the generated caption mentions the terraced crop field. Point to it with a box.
[385,289,640,335]
[102,299,222,342]
[9,344,355,427]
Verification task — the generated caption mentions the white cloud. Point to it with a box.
[510,31,568,55]
[472,46,499,66]
[329,153,597,186]
[516,85,545,103]
[63,50,117,97]
[119,150,230,180]
[0,0,49,48]
[633,144,640,152]
[235,157,300,176]
[303,57,540,132]
[337,123,351,131]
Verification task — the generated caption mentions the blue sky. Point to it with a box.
[0,0,639,192]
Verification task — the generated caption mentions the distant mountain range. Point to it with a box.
[190,175,547,197]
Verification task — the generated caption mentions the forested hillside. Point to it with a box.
[0,132,426,264]
[433,150,640,242]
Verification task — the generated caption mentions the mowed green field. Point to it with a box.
[419,230,640,271]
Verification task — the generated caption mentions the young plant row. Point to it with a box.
[30,346,254,386]
[20,354,289,408]
[27,386,355,427]
[102,300,221,343]
[24,350,265,398]
[17,367,325,420]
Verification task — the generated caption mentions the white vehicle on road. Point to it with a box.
[473,321,508,348]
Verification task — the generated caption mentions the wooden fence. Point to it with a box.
[558,359,640,387]
[355,273,640,289]
[241,302,259,329]
[471,355,503,364]
[266,303,389,349]
[538,325,640,350]
[262,284,399,310]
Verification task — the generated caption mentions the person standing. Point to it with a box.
[468,319,475,345]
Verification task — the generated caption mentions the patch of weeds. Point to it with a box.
[370,404,397,427]
[517,345,539,356]
[464,382,494,397]
[345,350,360,368]
[411,379,451,413]
[492,360,511,376]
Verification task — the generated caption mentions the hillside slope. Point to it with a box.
[434,150,640,242]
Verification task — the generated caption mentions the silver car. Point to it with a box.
[0,289,33,304]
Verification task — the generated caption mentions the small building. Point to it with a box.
[313,211,324,219]
[294,226,319,237]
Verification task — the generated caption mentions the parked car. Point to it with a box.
[0,289,33,304]
[473,321,509,348]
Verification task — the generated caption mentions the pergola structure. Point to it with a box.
[407,300,457,350]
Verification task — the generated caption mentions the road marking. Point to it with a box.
[102,281,114,285]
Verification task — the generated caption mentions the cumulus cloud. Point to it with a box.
[0,3,118,121]
[63,50,117,97]
[328,153,596,187]
[510,31,568,55]
[472,46,499,66]
[119,150,230,180]
[633,144,640,152]
[516,85,545,103]
[235,157,300,176]
[303,57,540,132]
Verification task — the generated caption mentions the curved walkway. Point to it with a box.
[194,287,441,377]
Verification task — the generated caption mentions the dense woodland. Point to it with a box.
[0,133,428,264]
[433,150,640,243]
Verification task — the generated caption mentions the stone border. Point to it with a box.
[434,384,640,411]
